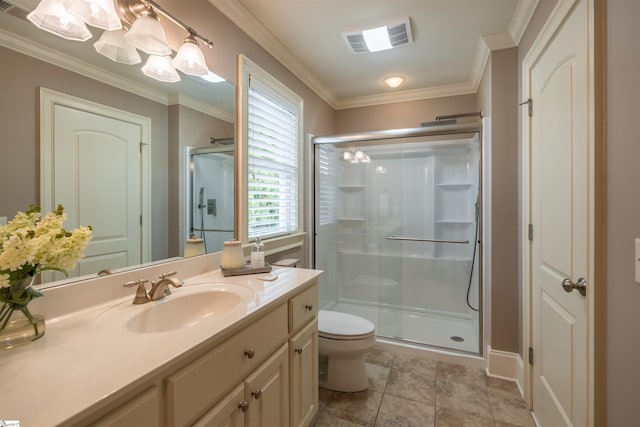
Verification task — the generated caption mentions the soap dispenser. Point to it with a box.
[251,237,265,267]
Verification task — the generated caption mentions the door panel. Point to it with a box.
[54,105,142,277]
[530,1,590,426]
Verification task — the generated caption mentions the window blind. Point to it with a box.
[317,145,337,225]
[247,84,298,239]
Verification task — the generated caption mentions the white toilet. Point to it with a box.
[318,310,376,392]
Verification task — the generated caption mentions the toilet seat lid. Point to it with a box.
[318,310,375,339]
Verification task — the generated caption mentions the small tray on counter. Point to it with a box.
[220,262,272,277]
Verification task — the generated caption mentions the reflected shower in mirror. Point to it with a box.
[187,145,235,254]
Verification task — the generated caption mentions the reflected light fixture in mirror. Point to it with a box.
[93,28,142,64]
[142,54,180,82]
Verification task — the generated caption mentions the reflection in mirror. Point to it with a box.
[187,145,235,254]
[0,0,235,288]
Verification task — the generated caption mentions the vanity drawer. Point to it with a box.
[289,283,318,333]
[167,303,288,427]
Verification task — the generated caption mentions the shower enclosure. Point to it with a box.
[314,122,482,354]
[188,146,235,253]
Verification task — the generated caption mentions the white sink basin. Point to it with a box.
[97,283,255,334]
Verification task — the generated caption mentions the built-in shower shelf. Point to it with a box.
[338,217,366,222]
[436,220,473,224]
[436,183,472,188]
[338,185,366,190]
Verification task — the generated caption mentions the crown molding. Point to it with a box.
[209,0,538,110]
[168,93,234,122]
[0,28,233,119]
[0,28,168,105]
[334,81,478,110]
[509,0,540,45]
[207,0,337,108]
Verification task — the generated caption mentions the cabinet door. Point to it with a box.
[91,386,159,427]
[289,319,318,427]
[245,344,289,427]
[193,384,246,427]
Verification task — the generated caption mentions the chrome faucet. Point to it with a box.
[148,271,184,301]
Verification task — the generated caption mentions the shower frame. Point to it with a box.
[311,120,484,355]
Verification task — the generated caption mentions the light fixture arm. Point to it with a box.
[143,0,213,48]
[115,0,213,48]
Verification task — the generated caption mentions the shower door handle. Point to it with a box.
[386,235,469,244]
[561,277,587,297]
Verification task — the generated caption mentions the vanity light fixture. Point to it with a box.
[123,6,171,55]
[342,149,371,164]
[27,0,92,41]
[93,28,142,64]
[27,0,218,84]
[173,32,209,76]
[68,0,122,30]
[141,54,180,82]
[383,75,405,88]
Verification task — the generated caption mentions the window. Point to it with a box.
[239,55,304,245]
[317,144,337,225]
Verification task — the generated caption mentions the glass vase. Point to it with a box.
[0,276,45,349]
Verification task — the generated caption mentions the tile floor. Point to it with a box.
[313,348,536,427]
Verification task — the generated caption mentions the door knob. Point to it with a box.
[561,277,587,296]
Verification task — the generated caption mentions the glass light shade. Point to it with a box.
[142,55,181,83]
[124,13,172,56]
[384,75,405,88]
[27,0,92,41]
[173,38,208,76]
[361,155,371,163]
[94,29,141,64]
[68,0,121,30]
[343,151,353,161]
[354,150,366,160]
[200,70,225,83]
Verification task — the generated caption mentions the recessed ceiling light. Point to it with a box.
[383,75,405,88]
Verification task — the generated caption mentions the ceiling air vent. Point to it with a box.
[0,0,30,21]
[343,17,413,54]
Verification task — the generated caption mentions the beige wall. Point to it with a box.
[334,95,477,132]
[0,46,170,262]
[606,0,640,423]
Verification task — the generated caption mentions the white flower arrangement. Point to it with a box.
[0,205,92,332]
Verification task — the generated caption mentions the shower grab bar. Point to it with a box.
[386,235,469,244]
[192,228,235,233]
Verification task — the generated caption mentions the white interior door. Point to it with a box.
[53,104,143,277]
[529,0,591,425]
[40,87,152,281]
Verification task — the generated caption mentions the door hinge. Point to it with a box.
[528,224,534,241]
[529,347,534,366]
[519,98,533,117]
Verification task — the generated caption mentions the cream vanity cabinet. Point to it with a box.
[167,280,318,427]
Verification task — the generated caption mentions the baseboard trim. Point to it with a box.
[487,346,525,396]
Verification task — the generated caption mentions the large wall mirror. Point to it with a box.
[0,0,235,287]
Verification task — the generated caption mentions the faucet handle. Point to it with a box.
[123,279,150,304]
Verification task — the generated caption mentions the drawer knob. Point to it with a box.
[244,348,255,359]
[238,401,249,412]
[251,388,262,399]
[304,304,313,311]
[294,347,303,354]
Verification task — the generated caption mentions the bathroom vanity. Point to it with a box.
[0,254,321,427]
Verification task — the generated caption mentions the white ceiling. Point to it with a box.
[210,0,538,109]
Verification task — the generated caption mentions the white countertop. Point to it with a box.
[0,265,322,426]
